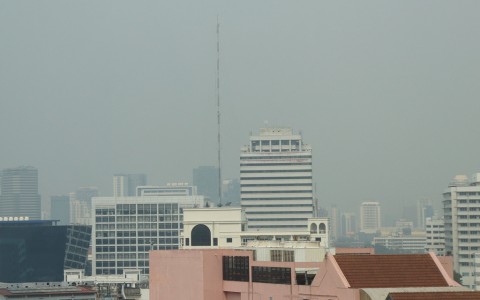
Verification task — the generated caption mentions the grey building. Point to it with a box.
[0,166,41,220]
[193,166,219,204]
[50,195,70,225]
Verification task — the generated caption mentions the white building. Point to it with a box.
[443,173,480,290]
[425,216,445,256]
[92,194,204,276]
[240,128,314,232]
[181,207,329,250]
[373,234,427,254]
[360,202,381,234]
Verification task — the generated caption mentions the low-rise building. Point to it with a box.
[149,249,475,300]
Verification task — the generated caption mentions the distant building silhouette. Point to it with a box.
[113,173,147,196]
[193,166,219,203]
[50,195,70,225]
[70,187,98,225]
[0,166,41,220]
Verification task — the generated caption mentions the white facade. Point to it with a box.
[425,216,445,256]
[373,234,426,253]
[360,202,381,234]
[92,195,204,276]
[443,174,480,290]
[240,128,314,232]
[181,208,329,249]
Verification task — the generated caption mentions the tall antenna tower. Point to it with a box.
[216,16,222,206]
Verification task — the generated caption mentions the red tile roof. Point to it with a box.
[388,291,480,300]
[334,254,449,288]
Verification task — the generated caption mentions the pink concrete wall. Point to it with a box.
[150,250,206,299]
[150,249,360,300]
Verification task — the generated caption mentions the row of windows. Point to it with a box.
[251,140,300,146]
[242,204,313,207]
[240,176,312,180]
[240,155,311,160]
[242,190,312,194]
[252,267,291,284]
[248,225,307,228]
[247,217,309,222]
[240,169,312,173]
[241,183,312,187]
[240,163,311,167]
[115,203,179,215]
[241,197,313,201]
[247,211,312,215]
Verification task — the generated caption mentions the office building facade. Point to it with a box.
[240,128,314,231]
[360,202,381,234]
[0,166,41,220]
[92,194,204,276]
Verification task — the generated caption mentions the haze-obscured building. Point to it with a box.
[360,202,381,234]
[50,195,70,225]
[0,166,41,220]
[113,174,147,197]
[193,166,219,204]
[70,187,98,225]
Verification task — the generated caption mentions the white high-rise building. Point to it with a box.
[360,202,381,234]
[240,128,314,232]
[443,173,480,290]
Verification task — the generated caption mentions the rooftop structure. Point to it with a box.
[0,284,96,300]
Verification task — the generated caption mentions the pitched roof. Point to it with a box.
[334,254,449,288]
[388,291,480,300]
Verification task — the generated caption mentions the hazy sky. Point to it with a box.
[1,1,479,222]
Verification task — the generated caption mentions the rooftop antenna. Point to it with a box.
[216,16,223,207]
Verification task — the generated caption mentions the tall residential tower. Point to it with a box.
[240,128,314,231]
[443,174,480,290]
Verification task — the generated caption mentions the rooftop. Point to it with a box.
[387,291,480,300]
[334,254,449,288]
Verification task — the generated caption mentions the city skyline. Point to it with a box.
[1,1,480,223]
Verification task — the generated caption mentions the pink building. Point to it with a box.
[149,249,480,299]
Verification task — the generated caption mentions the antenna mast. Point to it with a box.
[216,16,222,206]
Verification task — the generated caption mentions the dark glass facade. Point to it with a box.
[222,256,249,282]
[0,220,91,283]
